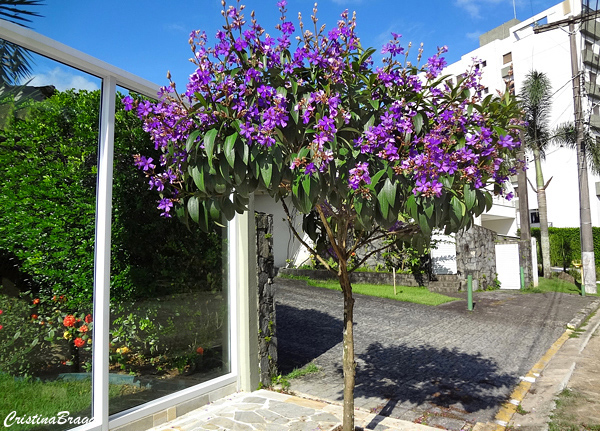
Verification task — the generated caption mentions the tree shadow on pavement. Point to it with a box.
[277,303,343,374]
[352,341,519,427]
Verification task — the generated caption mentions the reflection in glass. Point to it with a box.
[108,90,229,414]
[0,43,99,429]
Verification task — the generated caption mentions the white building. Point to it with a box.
[445,0,600,233]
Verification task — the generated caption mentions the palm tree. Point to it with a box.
[0,0,44,86]
[520,70,553,278]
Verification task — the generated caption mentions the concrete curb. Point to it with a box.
[566,299,600,329]
[474,298,600,431]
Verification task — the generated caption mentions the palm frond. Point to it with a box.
[0,1,44,27]
[0,1,44,86]
[520,71,554,155]
[552,122,600,176]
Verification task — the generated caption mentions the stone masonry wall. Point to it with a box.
[455,225,497,290]
[255,212,277,388]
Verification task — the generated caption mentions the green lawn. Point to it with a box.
[0,374,143,431]
[522,277,599,296]
[284,276,458,306]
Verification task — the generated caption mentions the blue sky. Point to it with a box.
[21,0,560,91]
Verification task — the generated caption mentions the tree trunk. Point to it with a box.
[339,259,356,431]
[534,150,552,278]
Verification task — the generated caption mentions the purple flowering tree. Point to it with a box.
[125,1,522,429]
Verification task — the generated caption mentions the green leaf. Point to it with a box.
[485,192,493,211]
[188,196,200,224]
[451,195,466,219]
[224,132,238,168]
[220,197,235,221]
[191,165,206,193]
[186,130,202,153]
[412,113,424,135]
[260,160,273,188]
[464,184,476,210]
[405,194,418,220]
[204,129,218,165]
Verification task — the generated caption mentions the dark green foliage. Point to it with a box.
[531,227,600,269]
[0,89,222,307]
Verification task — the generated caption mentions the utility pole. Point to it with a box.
[535,12,597,294]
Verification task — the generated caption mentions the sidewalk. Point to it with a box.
[504,299,600,430]
[146,389,438,431]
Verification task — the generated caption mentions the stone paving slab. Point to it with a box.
[146,390,438,431]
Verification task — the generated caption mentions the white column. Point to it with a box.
[92,76,116,431]
[235,196,259,392]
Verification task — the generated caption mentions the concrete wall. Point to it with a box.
[254,194,303,268]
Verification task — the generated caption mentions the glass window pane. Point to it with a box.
[108,88,230,415]
[0,42,100,429]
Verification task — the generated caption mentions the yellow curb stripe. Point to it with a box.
[493,328,573,429]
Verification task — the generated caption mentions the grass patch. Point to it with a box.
[272,363,320,391]
[548,388,600,431]
[281,275,457,306]
[0,373,143,430]
[521,277,599,296]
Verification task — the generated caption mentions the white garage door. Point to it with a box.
[495,243,521,289]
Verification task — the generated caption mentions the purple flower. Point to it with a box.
[304,162,317,177]
[122,96,134,111]
[349,162,371,190]
[157,198,173,217]
[281,22,295,35]
[135,156,155,171]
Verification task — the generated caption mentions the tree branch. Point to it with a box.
[527,177,539,193]
[348,224,421,272]
[316,204,346,269]
[280,198,336,274]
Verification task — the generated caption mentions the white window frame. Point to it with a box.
[0,20,243,431]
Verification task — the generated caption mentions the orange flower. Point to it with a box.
[31,314,38,320]
[84,314,93,324]
[196,347,204,355]
[74,338,85,348]
[63,315,76,327]
[79,325,89,333]
[0,309,3,314]
[0,325,3,330]
[32,298,40,305]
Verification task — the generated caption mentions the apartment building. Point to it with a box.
[445,0,600,234]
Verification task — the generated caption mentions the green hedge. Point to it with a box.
[0,89,222,307]
[531,227,600,269]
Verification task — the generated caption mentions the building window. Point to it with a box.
[593,104,600,116]
[530,210,540,225]
[591,71,597,85]
[586,40,594,52]
[503,52,512,64]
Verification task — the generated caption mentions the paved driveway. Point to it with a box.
[275,278,596,430]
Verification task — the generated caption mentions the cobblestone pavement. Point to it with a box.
[275,278,598,430]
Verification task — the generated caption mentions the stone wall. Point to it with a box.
[455,225,497,290]
[255,212,277,388]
